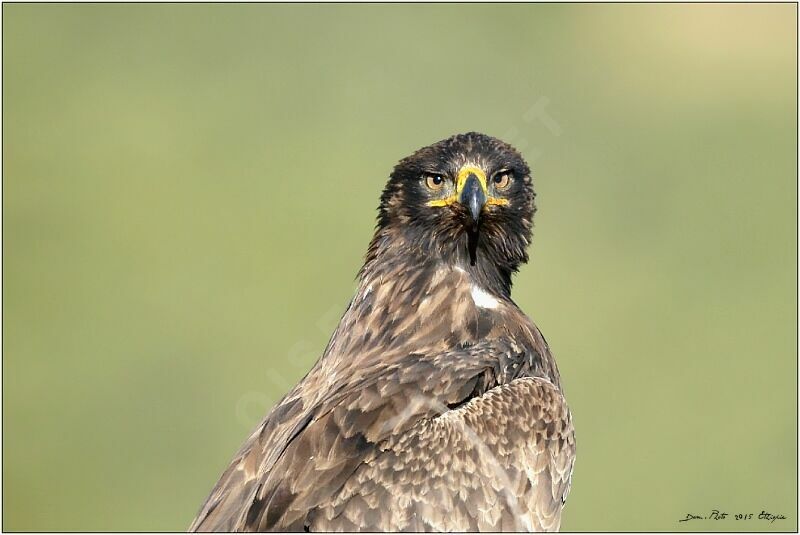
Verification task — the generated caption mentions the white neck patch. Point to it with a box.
[471,285,500,309]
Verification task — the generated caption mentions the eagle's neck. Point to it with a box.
[314,230,556,390]
[326,257,501,367]
[359,228,515,298]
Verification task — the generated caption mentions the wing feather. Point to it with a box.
[190,340,574,532]
[311,377,575,532]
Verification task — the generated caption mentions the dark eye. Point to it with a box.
[424,173,446,190]
[493,171,513,189]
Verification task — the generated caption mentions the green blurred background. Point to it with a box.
[3,3,796,532]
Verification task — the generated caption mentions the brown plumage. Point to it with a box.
[189,132,576,532]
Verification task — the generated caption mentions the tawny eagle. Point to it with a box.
[189,132,576,532]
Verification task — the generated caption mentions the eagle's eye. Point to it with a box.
[492,170,513,189]
[424,173,446,191]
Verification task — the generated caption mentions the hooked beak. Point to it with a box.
[459,173,487,229]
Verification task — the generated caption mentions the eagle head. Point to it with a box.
[366,132,535,292]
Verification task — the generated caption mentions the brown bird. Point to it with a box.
[189,132,576,532]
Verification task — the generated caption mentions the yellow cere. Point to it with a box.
[456,165,488,193]
[427,165,510,207]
